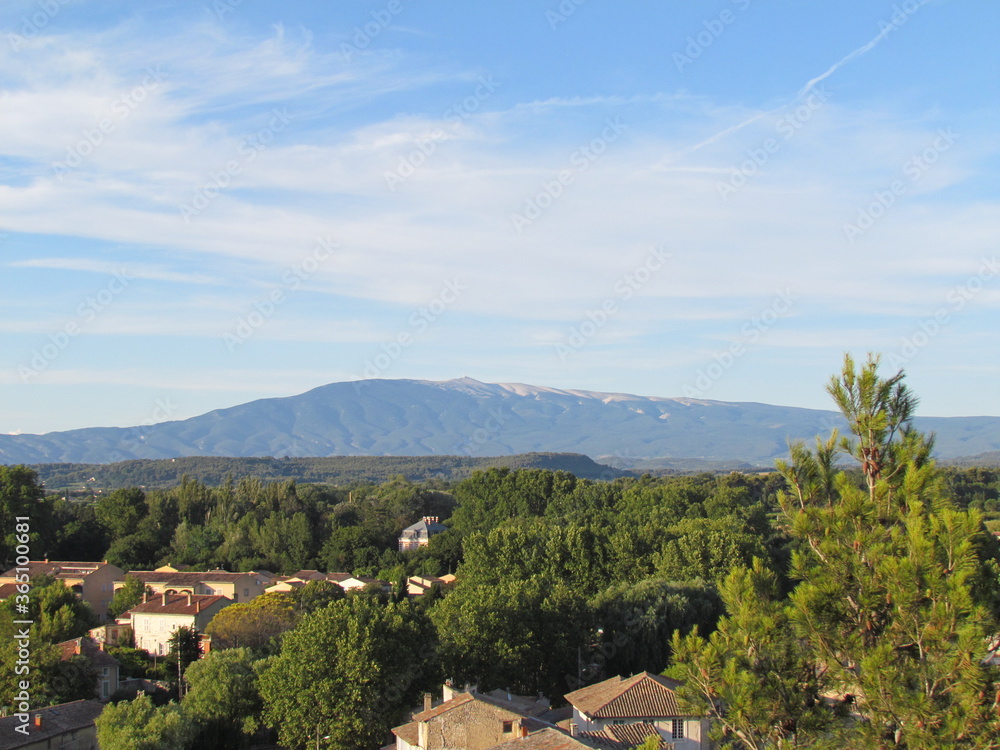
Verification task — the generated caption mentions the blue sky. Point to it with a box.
[2,0,998,435]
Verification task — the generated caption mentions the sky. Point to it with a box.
[1,0,998,435]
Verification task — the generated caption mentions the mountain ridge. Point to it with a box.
[2,377,999,465]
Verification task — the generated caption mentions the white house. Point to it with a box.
[121,592,230,655]
[564,672,709,750]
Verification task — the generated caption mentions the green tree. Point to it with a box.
[670,563,837,749]
[259,597,438,750]
[0,466,53,565]
[184,648,264,749]
[95,487,148,542]
[295,580,346,615]
[95,694,195,750]
[431,575,590,700]
[107,575,153,620]
[166,626,201,696]
[206,593,298,651]
[591,578,722,678]
[672,354,1000,748]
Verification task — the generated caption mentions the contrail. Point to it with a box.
[676,1,927,159]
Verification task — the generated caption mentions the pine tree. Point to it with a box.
[673,354,1000,749]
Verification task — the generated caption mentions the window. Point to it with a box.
[502,721,514,733]
[243,588,249,597]
[671,719,684,739]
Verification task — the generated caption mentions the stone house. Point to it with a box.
[392,690,556,750]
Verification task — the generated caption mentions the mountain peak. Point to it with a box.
[1,377,997,465]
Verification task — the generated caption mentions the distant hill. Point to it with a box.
[32,452,626,490]
[2,377,999,466]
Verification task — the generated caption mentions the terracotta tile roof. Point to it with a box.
[125,593,229,616]
[125,570,255,586]
[290,570,326,580]
[0,561,110,580]
[0,583,19,600]
[392,720,420,746]
[565,673,684,719]
[580,723,669,750]
[0,700,103,749]
[55,637,120,669]
[486,728,596,750]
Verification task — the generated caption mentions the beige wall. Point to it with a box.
[132,600,230,654]
[420,701,526,750]
[571,709,707,750]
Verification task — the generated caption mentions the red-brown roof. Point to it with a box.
[55,637,120,669]
[486,728,596,750]
[565,673,684,719]
[0,583,19,600]
[124,570,256,586]
[126,593,229,616]
[0,561,113,580]
[0,700,103,749]
[580,723,669,750]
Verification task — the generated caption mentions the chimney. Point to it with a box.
[161,592,168,606]
[196,600,201,613]
[569,722,578,737]
[186,592,193,606]
[33,715,42,728]
[423,692,433,712]
[142,590,148,604]
[75,639,82,655]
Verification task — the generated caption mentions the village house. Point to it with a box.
[406,574,457,597]
[0,561,123,622]
[120,591,230,655]
[0,700,103,750]
[265,571,389,595]
[392,686,561,750]
[564,673,708,750]
[55,636,121,701]
[398,516,447,551]
[115,565,271,603]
